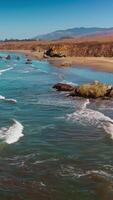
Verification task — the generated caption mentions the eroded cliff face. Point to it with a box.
[0,40,113,57]
[46,42,113,57]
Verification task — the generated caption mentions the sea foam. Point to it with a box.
[0,120,24,144]
[67,99,113,139]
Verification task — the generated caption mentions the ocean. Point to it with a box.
[0,52,113,200]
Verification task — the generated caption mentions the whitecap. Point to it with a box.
[0,95,5,100]
[0,120,24,144]
[0,67,13,75]
[5,98,17,103]
[0,95,17,103]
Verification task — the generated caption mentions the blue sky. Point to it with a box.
[0,0,113,39]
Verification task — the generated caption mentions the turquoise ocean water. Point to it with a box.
[0,52,113,199]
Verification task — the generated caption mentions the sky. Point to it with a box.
[0,0,113,39]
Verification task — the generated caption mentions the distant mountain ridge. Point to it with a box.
[34,27,113,41]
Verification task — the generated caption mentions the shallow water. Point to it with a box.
[0,52,113,199]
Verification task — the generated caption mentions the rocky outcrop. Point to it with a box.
[45,47,66,58]
[53,83,75,91]
[53,81,113,99]
[76,81,111,98]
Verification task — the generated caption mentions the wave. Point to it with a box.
[0,95,17,103]
[67,99,113,139]
[37,69,49,74]
[0,120,24,144]
[34,158,59,164]
[61,80,78,86]
[0,95,5,100]
[60,166,111,180]
[73,170,111,179]
[0,67,13,75]
[5,98,17,103]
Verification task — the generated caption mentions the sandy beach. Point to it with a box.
[48,56,113,73]
[16,50,113,73]
[2,49,113,73]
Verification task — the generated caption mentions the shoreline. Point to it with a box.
[48,56,113,73]
[1,49,113,73]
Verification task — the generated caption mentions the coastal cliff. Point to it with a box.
[1,40,113,58]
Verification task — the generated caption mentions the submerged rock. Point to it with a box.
[25,58,32,64]
[16,56,20,60]
[6,55,11,60]
[53,81,113,99]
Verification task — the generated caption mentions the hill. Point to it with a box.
[34,27,113,40]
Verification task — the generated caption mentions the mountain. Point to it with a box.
[34,27,113,41]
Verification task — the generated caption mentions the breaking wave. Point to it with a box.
[61,80,78,86]
[0,67,13,75]
[67,99,113,139]
[0,95,17,103]
[0,120,24,144]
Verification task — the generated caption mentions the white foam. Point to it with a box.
[5,98,17,103]
[67,99,113,139]
[0,95,17,103]
[34,158,59,164]
[0,67,13,75]
[60,165,111,179]
[0,120,24,144]
[73,170,111,179]
[61,80,78,86]
[71,170,111,179]
[0,95,5,100]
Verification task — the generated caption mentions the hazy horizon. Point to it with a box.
[0,0,113,39]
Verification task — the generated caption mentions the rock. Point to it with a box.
[27,58,32,62]
[45,48,66,58]
[25,58,32,64]
[77,82,109,98]
[53,83,75,92]
[109,89,113,97]
[43,54,48,59]
[16,56,20,60]
[25,61,32,64]
[6,55,11,60]
[53,81,113,99]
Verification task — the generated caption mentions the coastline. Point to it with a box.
[1,49,113,73]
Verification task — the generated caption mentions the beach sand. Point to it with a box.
[48,56,113,73]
